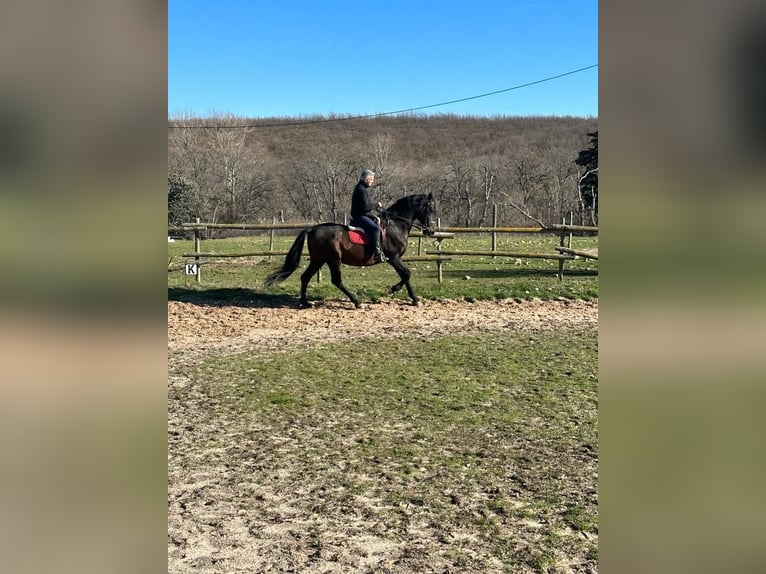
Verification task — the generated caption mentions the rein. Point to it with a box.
[378,196,433,233]
[380,209,426,230]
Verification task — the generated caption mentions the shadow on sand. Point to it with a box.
[168,287,300,309]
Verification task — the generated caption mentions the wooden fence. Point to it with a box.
[169,218,597,283]
[424,220,598,280]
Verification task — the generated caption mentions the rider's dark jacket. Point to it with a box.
[350,180,376,217]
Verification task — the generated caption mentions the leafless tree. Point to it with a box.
[500,150,549,227]
[285,147,358,222]
[476,158,501,227]
[541,147,578,224]
[577,167,598,225]
[168,115,220,221]
[443,157,476,226]
[209,126,271,222]
[356,132,399,207]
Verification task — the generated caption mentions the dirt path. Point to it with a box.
[168,297,598,358]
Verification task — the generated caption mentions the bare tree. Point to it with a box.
[577,167,598,225]
[500,150,549,227]
[476,158,501,227]
[360,132,398,206]
[283,165,325,221]
[168,115,273,224]
[541,147,578,223]
[285,147,358,222]
[444,157,475,226]
[209,126,271,222]
[575,130,598,225]
[168,114,210,186]
[168,115,220,221]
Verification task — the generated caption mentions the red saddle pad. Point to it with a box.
[347,228,369,245]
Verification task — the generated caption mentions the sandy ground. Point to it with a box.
[168,298,598,573]
[168,297,598,358]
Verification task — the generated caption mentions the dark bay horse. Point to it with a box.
[264,193,435,308]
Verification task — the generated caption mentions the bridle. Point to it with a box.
[378,196,436,235]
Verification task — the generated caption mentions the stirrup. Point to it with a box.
[374,249,387,263]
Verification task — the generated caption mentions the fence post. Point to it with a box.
[436,223,444,283]
[492,204,498,253]
[194,217,201,283]
[557,216,566,281]
[269,216,276,257]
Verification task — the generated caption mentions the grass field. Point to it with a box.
[168,328,598,573]
[167,232,598,303]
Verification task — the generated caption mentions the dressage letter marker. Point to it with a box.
[185,263,199,275]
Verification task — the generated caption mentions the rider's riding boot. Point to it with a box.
[373,245,387,264]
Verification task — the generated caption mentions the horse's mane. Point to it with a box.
[386,194,426,214]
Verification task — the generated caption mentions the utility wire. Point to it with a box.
[168,64,597,129]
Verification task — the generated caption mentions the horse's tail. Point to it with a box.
[264,229,308,287]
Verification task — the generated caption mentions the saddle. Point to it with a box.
[347,222,386,245]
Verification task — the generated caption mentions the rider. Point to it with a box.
[350,169,386,263]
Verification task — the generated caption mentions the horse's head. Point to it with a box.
[415,192,436,236]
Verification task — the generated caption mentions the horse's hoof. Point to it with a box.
[411,299,420,306]
[298,300,311,309]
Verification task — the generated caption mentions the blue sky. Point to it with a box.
[168,0,598,119]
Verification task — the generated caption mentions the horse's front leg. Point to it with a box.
[328,261,361,309]
[387,258,418,305]
[388,279,405,294]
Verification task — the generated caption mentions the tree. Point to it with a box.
[500,149,550,227]
[167,115,221,222]
[285,147,358,222]
[575,131,598,224]
[476,158,500,227]
[444,157,475,226]
[209,127,271,223]
[541,147,578,223]
[367,133,394,201]
[167,175,206,226]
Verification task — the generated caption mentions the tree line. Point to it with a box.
[168,113,598,228]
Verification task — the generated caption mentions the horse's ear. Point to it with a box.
[427,192,433,200]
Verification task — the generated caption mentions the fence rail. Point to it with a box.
[169,220,597,283]
[426,250,574,260]
[435,225,598,235]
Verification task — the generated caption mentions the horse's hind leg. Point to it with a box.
[299,260,323,307]
[328,261,361,309]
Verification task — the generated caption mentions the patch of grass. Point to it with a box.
[175,328,598,571]
[265,391,298,405]
[562,503,598,533]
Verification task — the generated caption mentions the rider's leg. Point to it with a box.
[355,216,385,262]
[369,221,386,262]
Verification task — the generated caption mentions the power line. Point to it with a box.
[168,64,597,129]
